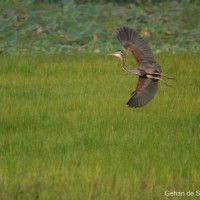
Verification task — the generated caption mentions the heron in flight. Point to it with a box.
[110,26,174,108]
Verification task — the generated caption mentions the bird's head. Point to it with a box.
[108,50,124,59]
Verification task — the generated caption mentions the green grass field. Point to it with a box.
[0,53,200,199]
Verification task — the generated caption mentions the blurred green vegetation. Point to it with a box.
[0,0,200,54]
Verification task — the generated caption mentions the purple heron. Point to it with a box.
[110,26,174,108]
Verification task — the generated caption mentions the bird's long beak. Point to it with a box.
[107,52,118,57]
[107,53,115,56]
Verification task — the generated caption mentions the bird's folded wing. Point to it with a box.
[115,26,155,64]
[127,77,158,108]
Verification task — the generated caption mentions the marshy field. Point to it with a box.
[0,53,199,199]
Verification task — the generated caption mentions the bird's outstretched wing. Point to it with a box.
[115,26,155,64]
[127,77,158,108]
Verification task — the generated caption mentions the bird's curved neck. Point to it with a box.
[120,54,133,74]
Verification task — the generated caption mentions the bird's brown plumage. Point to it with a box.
[114,26,160,108]
[115,26,155,65]
[128,77,159,108]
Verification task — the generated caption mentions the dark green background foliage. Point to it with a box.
[0,0,200,54]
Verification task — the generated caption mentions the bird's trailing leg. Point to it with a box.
[146,74,173,87]
[153,73,175,87]
[154,72,176,80]
[145,70,175,79]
